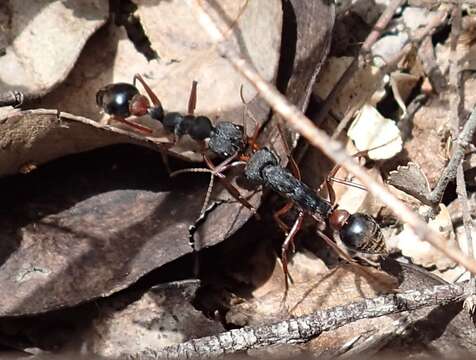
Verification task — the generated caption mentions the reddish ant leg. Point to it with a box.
[273,201,293,234]
[204,155,259,217]
[324,149,370,205]
[187,81,198,115]
[109,115,153,134]
[133,73,163,108]
[281,211,305,298]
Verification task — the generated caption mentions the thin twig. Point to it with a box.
[448,1,476,308]
[314,0,406,127]
[426,106,476,205]
[131,283,468,359]
[188,0,476,274]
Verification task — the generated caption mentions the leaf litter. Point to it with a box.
[1,0,476,358]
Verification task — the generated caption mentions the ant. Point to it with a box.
[96,75,388,294]
[242,147,387,292]
[96,74,260,215]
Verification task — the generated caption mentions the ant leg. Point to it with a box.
[273,202,293,234]
[109,115,153,134]
[324,149,370,205]
[133,73,163,108]
[316,229,395,292]
[170,167,217,219]
[204,155,259,216]
[281,211,305,299]
[187,81,198,115]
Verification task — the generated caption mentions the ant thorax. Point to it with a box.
[208,121,246,159]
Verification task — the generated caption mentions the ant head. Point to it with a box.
[329,208,350,231]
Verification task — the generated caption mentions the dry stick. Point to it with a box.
[132,283,468,359]
[314,0,406,129]
[187,0,476,274]
[426,107,476,206]
[449,1,476,303]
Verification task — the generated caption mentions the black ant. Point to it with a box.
[96,75,388,293]
[243,147,387,291]
[96,74,259,214]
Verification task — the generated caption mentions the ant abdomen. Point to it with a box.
[340,213,387,254]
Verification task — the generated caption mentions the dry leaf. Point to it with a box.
[83,280,223,358]
[226,264,397,356]
[348,104,403,160]
[391,204,457,270]
[402,96,449,187]
[0,109,170,177]
[0,1,108,97]
[387,162,431,204]
[389,71,420,116]
[314,57,384,116]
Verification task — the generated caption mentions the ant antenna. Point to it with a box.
[171,167,216,216]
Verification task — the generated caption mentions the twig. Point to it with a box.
[188,0,476,274]
[448,0,476,312]
[131,283,468,359]
[426,104,476,205]
[314,0,406,128]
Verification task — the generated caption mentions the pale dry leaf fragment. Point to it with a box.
[0,0,108,97]
[388,162,431,203]
[332,159,386,216]
[347,104,403,160]
[135,0,282,116]
[314,57,384,115]
[392,204,457,270]
[389,71,420,117]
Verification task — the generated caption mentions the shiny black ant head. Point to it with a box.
[208,121,246,159]
[244,147,279,184]
[334,212,387,254]
[96,83,150,118]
